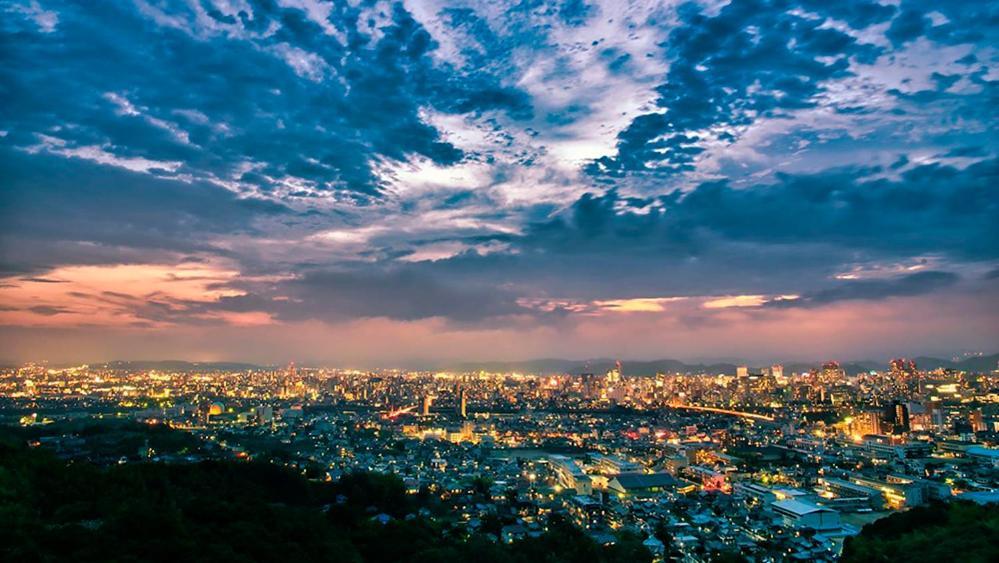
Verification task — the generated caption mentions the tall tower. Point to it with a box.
[457,387,467,419]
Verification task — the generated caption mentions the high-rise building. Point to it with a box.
[849,410,886,437]
[820,361,845,384]
[736,366,749,378]
[422,395,433,416]
[969,409,985,433]
[928,402,947,429]
[457,387,467,419]
[884,402,910,433]
[607,360,622,384]
[889,358,917,376]
[581,373,601,400]
[255,405,273,423]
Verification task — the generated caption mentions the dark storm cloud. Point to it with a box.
[540,158,999,261]
[0,0,531,197]
[670,159,999,261]
[587,0,998,181]
[765,271,960,308]
[204,156,996,325]
[397,157,998,304]
[0,147,287,275]
[559,0,594,27]
[886,1,999,47]
[588,0,886,177]
[210,268,529,323]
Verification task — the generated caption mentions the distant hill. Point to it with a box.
[448,358,738,376]
[100,360,269,372]
[44,353,999,375]
[783,361,882,375]
[912,354,999,373]
[446,354,998,376]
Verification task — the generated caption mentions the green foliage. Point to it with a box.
[0,439,651,563]
[471,474,493,497]
[840,500,999,563]
[712,549,749,563]
[653,519,676,556]
[9,419,205,460]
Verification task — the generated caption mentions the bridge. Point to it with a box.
[665,402,776,422]
[384,405,416,419]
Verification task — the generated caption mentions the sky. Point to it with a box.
[1,0,997,366]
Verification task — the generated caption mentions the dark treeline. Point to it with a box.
[0,435,650,563]
[840,499,998,563]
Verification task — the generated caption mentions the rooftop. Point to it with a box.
[772,499,837,517]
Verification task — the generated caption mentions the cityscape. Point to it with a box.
[2,0,998,561]
[2,355,998,560]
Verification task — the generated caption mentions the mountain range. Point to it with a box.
[444,355,998,376]
[78,354,999,376]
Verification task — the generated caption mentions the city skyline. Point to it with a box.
[2,0,998,364]
[8,353,999,375]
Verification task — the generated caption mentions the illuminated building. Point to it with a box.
[878,401,910,434]
[771,499,841,530]
[684,465,728,491]
[889,358,917,377]
[457,387,467,419]
[860,435,931,460]
[591,454,641,475]
[848,474,951,509]
[816,477,883,510]
[549,455,593,495]
[606,360,622,384]
[820,361,845,384]
[968,409,985,432]
[849,411,884,437]
[607,472,679,497]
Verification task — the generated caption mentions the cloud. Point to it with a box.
[382,156,998,311]
[1,0,996,360]
[587,0,888,178]
[765,271,960,308]
[27,305,75,316]
[1,0,533,198]
[0,147,288,275]
[585,0,998,186]
[191,154,995,325]
[210,267,530,324]
[527,155,999,263]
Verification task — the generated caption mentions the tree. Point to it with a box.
[471,475,493,498]
[653,519,675,556]
[840,500,999,563]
